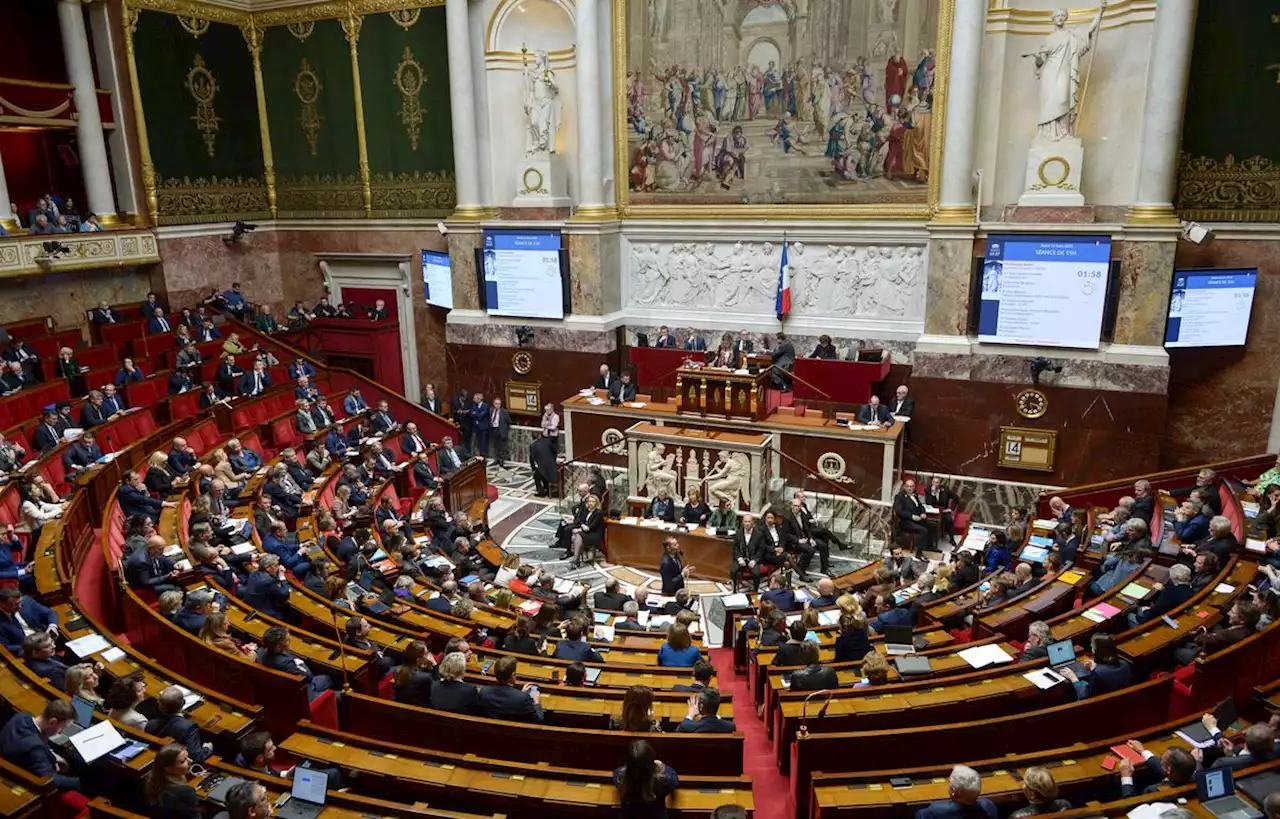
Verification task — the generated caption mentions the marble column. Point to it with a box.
[932,0,985,224]
[1111,231,1179,350]
[446,0,484,219]
[0,150,15,233]
[1126,0,1196,225]
[574,0,609,217]
[57,0,117,223]
[88,2,141,221]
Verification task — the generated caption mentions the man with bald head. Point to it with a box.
[810,577,838,607]
[124,535,180,594]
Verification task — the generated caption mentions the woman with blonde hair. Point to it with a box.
[680,487,711,527]
[145,450,176,495]
[451,598,475,620]
[571,493,604,567]
[158,590,184,620]
[212,448,249,490]
[858,650,890,686]
[658,622,701,667]
[222,332,248,356]
[1009,766,1072,817]
[836,593,864,618]
[324,574,353,609]
[491,587,515,610]
[932,562,954,593]
[331,484,356,523]
[66,663,104,707]
[199,611,256,658]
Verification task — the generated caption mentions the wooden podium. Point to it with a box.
[675,367,768,421]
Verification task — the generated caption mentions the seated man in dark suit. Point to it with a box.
[809,577,839,608]
[238,361,273,397]
[0,699,81,792]
[593,578,630,612]
[615,600,647,632]
[92,302,120,325]
[1173,600,1260,666]
[857,395,894,427]
[1187,515,1239,567]
[410,451,438,491]
[400,422,430,457]
[21,632,68,690]
[731,513,766,592]
[239,554,291,620]
[672,661,715,693]
[173,589,213,635]
[610,372,638,403]
[168,438,197,476]
[1127,563,1194,627]
[257,626,337,702]
[167,369,194,395]
[550,620,604,663]
[79,390,110,428]
[31,410,62,454]
[369,400,399,434]
[0,589,57,655]
[436,437,465,475]
[1020,621,1053,662]
[760,571,798,612]
[145,685,214,762]
[1117,740,1196,796]
[146,307,173,335]
[119,470,171,523]
[868,594,913,633]
[62,431,103,475]
[888,385,915,418]
[478,656,544,723]
[675,688,735,733]
[915,766,997,819]
[124,535,180,595]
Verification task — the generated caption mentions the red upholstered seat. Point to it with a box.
[309,689,339,729]
[377,673,394,700]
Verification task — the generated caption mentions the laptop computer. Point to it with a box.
[894,655,933,675]
[72,696,97,729]
[883,625,917,656]
[1045,640,1089,678]
[275,768,329,819]
[1238,772,1280,808]
[1198,768,1262,819]
[205,775,248,806]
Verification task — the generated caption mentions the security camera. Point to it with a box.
[1029,357,1062,386]
[515,326,535,347]
[224,220,258,244]
[436,222,448,235]
[41,241,71,257]
[1180,220,1212,245]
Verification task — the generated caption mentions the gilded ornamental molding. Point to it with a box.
[1176,153,1280,222]
[0,230,161,278]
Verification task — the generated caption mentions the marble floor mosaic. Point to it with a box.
[485,463,870,646]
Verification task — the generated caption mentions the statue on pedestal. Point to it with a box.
[706,450,746,508]
[1024,2,1106,142]
[644,444,679,498]
[521,47,561,158]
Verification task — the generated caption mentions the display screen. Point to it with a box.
[481,229,565,319]
[977,235,1112,349]
[1164,268,1257,348]
[421,250,453,309]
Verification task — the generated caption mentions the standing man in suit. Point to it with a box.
[529,435,557,497]
[732,513,765,591]
[660,537,693,595]
[767,332,796,391]
[594,364,619,393]
[479,656,544,723]
[732,330,754,368]
[857,395,894,427]
[653,326,677,348]
[451,390,473,451]
[888,385,915,418]
[490,398,512,466]
[470,392,491,459]
[420,383,443,415]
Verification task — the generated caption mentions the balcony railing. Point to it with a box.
[0,228,160,277]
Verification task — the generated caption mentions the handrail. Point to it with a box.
[765,442,890,559]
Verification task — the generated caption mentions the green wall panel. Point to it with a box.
[1176,0,1279,221]
[261,19,363,216]
[357,8,455,216]
[133,10,268,223]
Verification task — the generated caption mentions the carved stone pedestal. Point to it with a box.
[513,153,571,208]
[1018,136,1085,207]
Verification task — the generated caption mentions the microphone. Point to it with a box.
[328,611,354,692]
[797,689,833,739]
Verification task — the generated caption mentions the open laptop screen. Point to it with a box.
[882,625,913,646]
[1046,640,1075,666]
[292,768,328,805]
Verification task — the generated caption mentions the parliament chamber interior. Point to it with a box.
[0,1,1278,819]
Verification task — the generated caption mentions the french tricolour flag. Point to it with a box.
[775,243,792,318]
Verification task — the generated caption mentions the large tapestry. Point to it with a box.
[1176,0,1279,222]
[621,0,944,210]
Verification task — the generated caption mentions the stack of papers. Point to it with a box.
[163,544,184,558]
[230,543,257,555]
[817,609,841,626]
[1215,583,1236,594]
[720,593,751,609]
[619,516,639,525]
[1246,538,1268,554]
[649,615,675,629]
[100,646,126,664]
[1118,582,1151,600]
[1032,519,1058,530]
[1028,535,1053,548]
[66,633,111,658]
[958,644,1014,669]
[959,526,995,553]
[1023,668,1066,690]
[69,721,126,763]
[1082,602,1122,622]
[593,624,615,642]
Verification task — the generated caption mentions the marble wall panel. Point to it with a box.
[1113,238,1178,348]
[156,231,283,314]
[447,342,616,422]
[906,376,1166,485]
[923,236,974,337]
[1163,238,1280,467]
[446,231,481,311]
[0,266,157,335]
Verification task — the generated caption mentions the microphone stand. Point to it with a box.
[796,689,833,739]
[329,611,354,692]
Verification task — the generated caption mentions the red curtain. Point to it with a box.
[0,130,86,219]
[0,4,68,85]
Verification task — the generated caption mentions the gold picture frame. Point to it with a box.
[611,0,955,221]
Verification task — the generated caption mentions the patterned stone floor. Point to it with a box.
[486,463,868,647]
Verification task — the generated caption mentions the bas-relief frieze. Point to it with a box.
[626,240,926,321]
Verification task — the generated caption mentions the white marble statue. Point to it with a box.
[705,450,745,507]
[1024,2,1106,141]
[876,0,898,24]
[643,443,679,498]
[521,48,561,157]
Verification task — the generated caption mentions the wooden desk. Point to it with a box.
[606,519,732,582]
[675,366,769,421]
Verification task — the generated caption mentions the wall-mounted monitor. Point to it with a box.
[476,229,570,320]
[977,234,1112,349]
[421,250,453,310]
[1164,268,1258,348]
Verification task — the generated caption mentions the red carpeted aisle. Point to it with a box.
[709,647,792,819]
